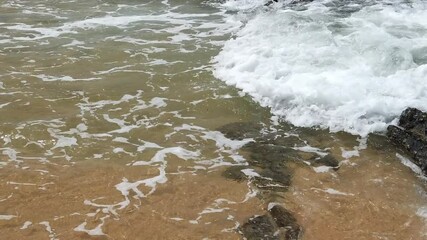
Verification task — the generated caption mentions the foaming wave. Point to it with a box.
[220,0,269,11]
[215,0,427,136]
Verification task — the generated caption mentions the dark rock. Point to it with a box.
[269,205,302,240]
[265,0,278,7]
[387,125,427,173]
[222,166,247,182]
[253,169,292,191]
[217,122,262,140]
[387,108,427,174]
[257,133,303,148]
[313,154,339,168]
[241,142,297,191]
[241,205,302,240]
[367,133,394,152]
[295,127,335,149]
[241,215,278,240]
[265,0,313,7]
[244,142,300,168]
[219,124,297,191]
[398,107,427,137]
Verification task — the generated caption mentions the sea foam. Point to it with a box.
[215,0,427,136]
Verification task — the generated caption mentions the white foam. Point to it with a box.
[396,153,427,180]
[341,137,366,158]
[74,219,106,236]
[417,206,427,219]
[39,221,58,240]
[7,181,36,186]
[0,215,16,220]
[313,166,332,173]
[1,135,11,145]
[215,0,427,136]
[323,188,354,196]
[0,102,10,109]
[293,145,328,157]
[20,221,32,229]
[267,202,281,210]
[199,207,228,215]
[63,40,85,47]
[341,149,360,159]
[132,147,199,166]
[103,114,138,133]
[52,136,77,149]
[149,97,168,108]
[35,74,100,82]
[0,193,13,202]
[220,0,267,12]
[1,148,22,163]
[241,168,261,177]
[136,141,162,152]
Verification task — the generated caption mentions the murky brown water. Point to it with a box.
[0,0,426,239]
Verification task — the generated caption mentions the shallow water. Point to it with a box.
[0,0,426,239]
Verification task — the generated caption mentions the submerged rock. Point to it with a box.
[242,215,278,240]
[253,169,292,191]
[313,154,339,168]
[387,108,427,175]
[219,122,296,191]
[217,122,262,140]
[269,205,302,240]
[367,133,395,152]
[241,205,301,240]
[244,142,300,168]
[222,165,247,182]
[244,142,297,191]
[219,122,338,191]
[258,134,303,148]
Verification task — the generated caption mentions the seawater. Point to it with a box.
[0,0,426,239]
[215,0,427,136]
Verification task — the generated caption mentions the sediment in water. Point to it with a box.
[218,119,427,239]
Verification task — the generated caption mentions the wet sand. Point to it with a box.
[0,159,263,239]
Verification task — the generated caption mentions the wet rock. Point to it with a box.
[241,215,278,240]
[244,142,300,168]
[269,205,302,240]
[388,126,427,173]
[264,0,278,7]
[296,127,335,149]
[397,107,427,136]
[217,122,262,140]
[313,154,339,168]
[222,166,247,182]
[264,0,313,7]
[241,205,301,240]
[219,122,330,193]
[242,142,297,191]
[253,169,292,191]
[387,108,427,174]
[367,133,394,151]
[257,133,303,148]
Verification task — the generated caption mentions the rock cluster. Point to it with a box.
[241,205,301,240]
[387,107,427,175]
[218,122,340,239]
